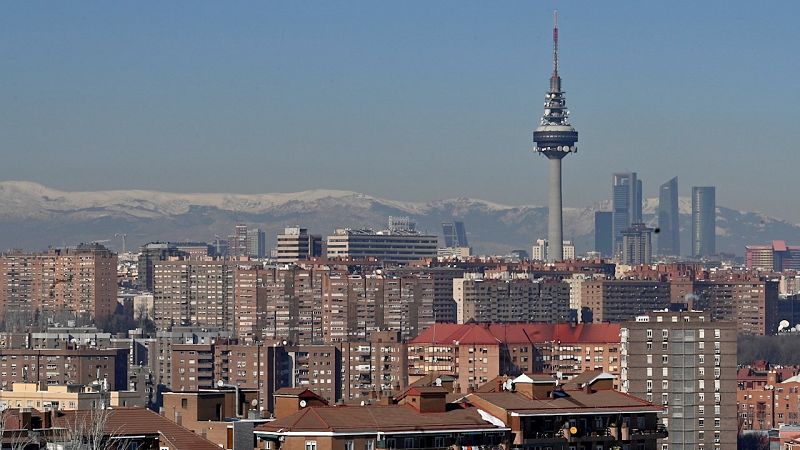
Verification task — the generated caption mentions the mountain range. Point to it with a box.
[1,181,798,256]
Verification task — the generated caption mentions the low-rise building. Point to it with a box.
[0,382,143,410]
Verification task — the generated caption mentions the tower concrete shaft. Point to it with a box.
[532,11,578,262]
[548,158,563,261]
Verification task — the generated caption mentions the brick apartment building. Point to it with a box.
[452,275,570,323]
[409,322,622,393]
[0,347,128,391]
[0,244,117,321]
[153,259,237,331]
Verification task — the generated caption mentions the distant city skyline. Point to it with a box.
[2,2,799,221]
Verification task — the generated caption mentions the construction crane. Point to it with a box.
[115,233,128,253]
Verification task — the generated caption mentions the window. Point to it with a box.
[714,418,720,428]
[698,418,704,428]
[345,441,354,450]
[305,441,317,450]
[714,329,720,339]
[181,399,187,408]
[365,440,375,450]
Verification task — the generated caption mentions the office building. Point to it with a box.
[621,223,653,265]
[621,311,737,450]
[692,186,716,257]
[229,224,266,259]
[441,221,469,248]
[532,12,579,262]
[326,228,437,264]
[594,211,613,257]
[658,176,680,256]
[275,227,322,264]
[612,172,642,255]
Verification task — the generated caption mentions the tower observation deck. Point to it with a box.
[533,11,578,262]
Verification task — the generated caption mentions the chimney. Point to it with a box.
[43,409,52,429]
[398,387,447,413]
[20,409,32,430]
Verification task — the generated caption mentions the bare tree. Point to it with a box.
[0,409,38,450]
[58,408,128,450]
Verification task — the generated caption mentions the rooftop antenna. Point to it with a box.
[553,10,559,76]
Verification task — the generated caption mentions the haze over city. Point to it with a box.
[3,1,800,220]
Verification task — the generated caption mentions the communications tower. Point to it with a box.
[533,11,579,262]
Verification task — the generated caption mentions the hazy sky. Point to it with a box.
[2,2,799,220]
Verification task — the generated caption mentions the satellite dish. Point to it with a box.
[779,320,790,332]
[434,378,442,387]
[251,399,258,407]
[299,400,307,408]
[217,380,225,388]
[569,426,578,435]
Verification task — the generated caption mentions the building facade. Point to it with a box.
[658,177,680,256]
[691,186,716,257]
[621,311,736,450]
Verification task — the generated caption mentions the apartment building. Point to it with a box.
[0,347,128,391]
[621,311,737,450]
[409,323,622,393]
[453,274,570,323]
[693,278,779,335]
[0,244,117,321]
[153,259,237,331]
[581,280,671,323]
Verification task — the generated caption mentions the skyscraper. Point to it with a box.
[594,211,613,257]
[441,221,468,248]
[612,172,642,255]
[657,176,680,256]
[532,12,578,262]
[692,186,716,257]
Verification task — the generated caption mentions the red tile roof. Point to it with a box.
[254,405,506,434]
[52,408,220,450]
[468,389,660,416]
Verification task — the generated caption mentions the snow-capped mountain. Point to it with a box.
[1,181,798,256]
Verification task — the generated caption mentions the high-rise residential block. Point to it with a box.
[621,223,653,265]
[153,259,237,331]
[621,311,737,450]
[275,227,322,264]
[453,275,570,324]
[531,239,575,261]
[658,176,680,256]
[0,244,117,322]
[692,186,716,257]
[137,243,186,292]
[581,280,671,323]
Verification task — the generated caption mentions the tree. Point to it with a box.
[0,409,39,450]
[57,407,128,450]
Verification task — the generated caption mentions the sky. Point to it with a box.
[1,1,799,220]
